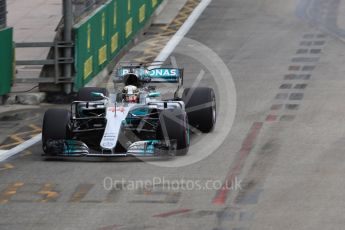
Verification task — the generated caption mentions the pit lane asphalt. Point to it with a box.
[2,0,345,229]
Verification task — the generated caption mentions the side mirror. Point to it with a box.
[148,92,161,98]
[91,92,105,99]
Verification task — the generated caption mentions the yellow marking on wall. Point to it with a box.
[84,56,93,79]
[128,0,131,12]
[139,4,146,23]
[113,1,117,28]
[126,18,133,38]
[87,23,91,51]
[111,32,119,53]
[102,12,106,40]
[152,0,157,7]
[98,45,107,65]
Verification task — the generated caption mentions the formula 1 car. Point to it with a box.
[42,62,216,157]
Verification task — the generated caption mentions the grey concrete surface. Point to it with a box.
[2,0,345,230]
[7,0,62,93]
[153,0,188,25]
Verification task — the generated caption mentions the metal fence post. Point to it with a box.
[0,0,6,29]
[63,0,73,93]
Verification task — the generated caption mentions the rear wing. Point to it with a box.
[115,67,183,84]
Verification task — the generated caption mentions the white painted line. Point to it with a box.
[0,134,41,162]
[154,0,212,65]
[0,0,211,162]
[155,0,169,16]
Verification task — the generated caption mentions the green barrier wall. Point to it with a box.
[74,0,163,90]
[0,27,13,96]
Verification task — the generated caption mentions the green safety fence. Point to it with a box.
[0,27,13,96]
[73,0,163,90]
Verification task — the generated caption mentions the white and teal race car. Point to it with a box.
[42,63,216,157]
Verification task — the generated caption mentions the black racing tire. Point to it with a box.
[159,108,189,156]
[42,109,71,153]
[182,87,216,133]
[77,87,108,101]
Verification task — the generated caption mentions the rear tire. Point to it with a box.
[42,109,71,154]
[182,87,216,133]
[77,87,108,101]
[159,108,189,156]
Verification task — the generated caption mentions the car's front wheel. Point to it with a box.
[158,108,189,156]
[182,87,216,133]
[42,109,71,154]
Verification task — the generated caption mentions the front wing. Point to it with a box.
[42,139,176,157]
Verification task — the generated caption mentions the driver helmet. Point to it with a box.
[123,85,139,103]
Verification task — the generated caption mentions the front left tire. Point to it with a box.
[42,109,71,154]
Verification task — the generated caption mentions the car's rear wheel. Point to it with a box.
[182,87,216,133]
[159,108,189,156]
[77,87,108,101]
[42,109,71,154]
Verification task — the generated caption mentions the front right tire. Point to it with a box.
[159,108,189,156]
[182,87,217,133]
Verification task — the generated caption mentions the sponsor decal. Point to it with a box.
[119,68,179,78]
[116,107,125,113]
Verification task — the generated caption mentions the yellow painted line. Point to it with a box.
[38,183,59,202]
[153,0,209,63]
[0,182,24,204]
[134,0,200,63]
[20,150,32,157]
[0,141,22,150]
[0,124,42,150]
[10,134,25,143]
[68,184,94,203]
[28,124,42,132]
[0,163,14,171]
[0,134,41,162]
[9,129,40,137]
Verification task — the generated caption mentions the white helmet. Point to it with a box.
[123,85,139,103]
